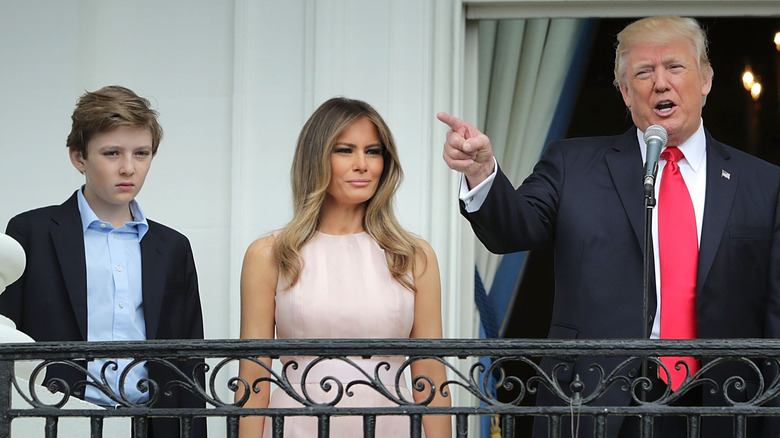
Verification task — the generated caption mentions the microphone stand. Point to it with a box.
[642,178,657,402]
[640,126,665,403]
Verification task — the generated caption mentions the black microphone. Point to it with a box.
[643,125,668,197]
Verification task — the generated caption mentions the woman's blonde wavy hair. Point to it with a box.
[273,97,422,292]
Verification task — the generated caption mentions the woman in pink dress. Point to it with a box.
[238,97,451,438]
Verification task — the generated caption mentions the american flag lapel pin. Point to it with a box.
[721,169,731,180]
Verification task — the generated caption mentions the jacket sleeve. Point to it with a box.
[462,141,565,254]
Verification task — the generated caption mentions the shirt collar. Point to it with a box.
[668,121,706,172]
[76,186,149,241]
[637,119,706,172]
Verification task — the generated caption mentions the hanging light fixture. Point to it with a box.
[742,70,755,91]
[751,82,762,101]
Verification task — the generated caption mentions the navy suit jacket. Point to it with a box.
[463,128,780,437]
[0,191,207,438]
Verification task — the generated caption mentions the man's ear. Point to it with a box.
[618,82,632,109]
[69,149,86,174]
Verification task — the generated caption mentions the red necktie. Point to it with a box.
[658,146,700,390]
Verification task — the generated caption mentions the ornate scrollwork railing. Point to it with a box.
[0,338,779,437]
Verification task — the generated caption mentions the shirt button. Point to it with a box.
[119,302,125,308]
[100,223,107,228]
[116,266,123,272]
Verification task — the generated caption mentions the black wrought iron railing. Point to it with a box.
[0,338,779,438]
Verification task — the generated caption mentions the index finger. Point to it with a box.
[436,112,467,131]
[436,112,480,139]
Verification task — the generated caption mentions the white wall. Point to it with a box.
[0,0,472,435]
[228,0,468,338]
[0,0,470,337]
[0,0,236,339]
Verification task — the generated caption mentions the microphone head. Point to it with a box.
[643,124,668,147]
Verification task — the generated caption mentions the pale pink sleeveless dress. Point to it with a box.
[264,231,418,438]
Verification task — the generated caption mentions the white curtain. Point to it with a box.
[475,18,586,291]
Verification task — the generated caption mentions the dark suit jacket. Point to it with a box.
[463,128,780,437]
[0,191,207,438]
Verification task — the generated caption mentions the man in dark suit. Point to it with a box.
[439,16,780,438]
[0,85,206,438]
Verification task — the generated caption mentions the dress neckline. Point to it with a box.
[315,230,367,238]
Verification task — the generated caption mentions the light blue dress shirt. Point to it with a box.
[76,187,150,406]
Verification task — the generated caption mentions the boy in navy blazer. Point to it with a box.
[0,85,206,438]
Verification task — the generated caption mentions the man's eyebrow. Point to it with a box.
[630,60,654,70]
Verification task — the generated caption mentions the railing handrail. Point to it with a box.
[1,338,780,360]
[1,338,780,437]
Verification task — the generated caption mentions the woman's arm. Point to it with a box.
[409,238,452,438]
[237,235,278,438]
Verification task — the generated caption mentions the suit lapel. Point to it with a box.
[141,224,165,340]
[697,134,736,293]
[50,193,88,340]
[605,129,646,252]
